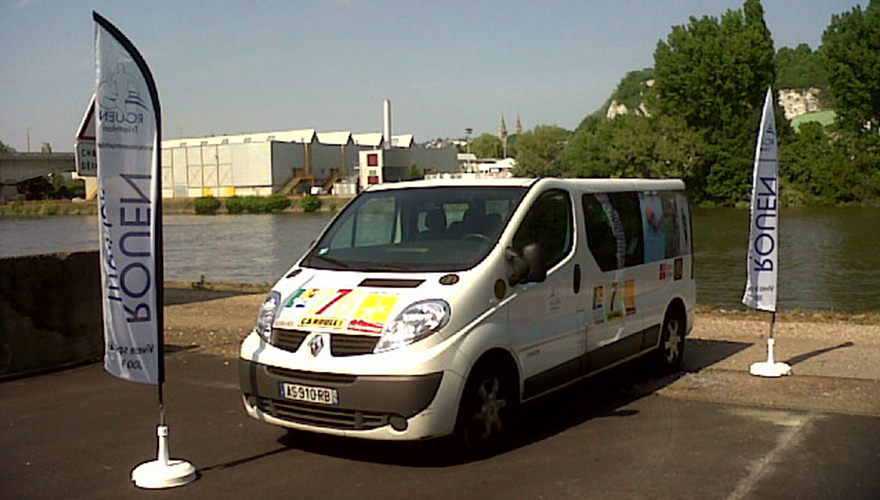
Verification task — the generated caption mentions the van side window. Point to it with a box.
[582,194,619,272]
[607,192,644,267]
[640,190,689,262]
[512,189,573,268]
[582,192,644,270]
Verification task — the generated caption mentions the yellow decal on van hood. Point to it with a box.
[278,288,400,336]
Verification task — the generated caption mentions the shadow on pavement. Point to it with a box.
[252,337,754,468]
[784,341,854,367]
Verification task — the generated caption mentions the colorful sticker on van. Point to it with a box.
[604,280,637,321]
[278,288,400,336]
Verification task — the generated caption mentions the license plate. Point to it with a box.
[280,383,339,405]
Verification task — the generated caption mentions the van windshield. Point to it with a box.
[302,186,528,272]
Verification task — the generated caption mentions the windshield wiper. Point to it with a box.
[312,254,351,268]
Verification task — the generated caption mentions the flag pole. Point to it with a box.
[93,11,196,488]
[743,87,791,378]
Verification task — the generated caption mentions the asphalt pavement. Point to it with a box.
[2,331,879,500]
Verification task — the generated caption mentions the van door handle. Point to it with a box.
[573,264,581,294]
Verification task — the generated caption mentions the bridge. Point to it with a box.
[0,153,76,204]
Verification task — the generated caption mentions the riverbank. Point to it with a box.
[0,195,354,217]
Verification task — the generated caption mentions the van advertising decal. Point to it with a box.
[277,288,400,336]
[592,286,606,325]
[624,280,637,316]
[600,280,637,322]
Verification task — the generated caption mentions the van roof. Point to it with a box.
[365,177,685,192]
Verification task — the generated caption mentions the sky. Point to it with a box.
[0,0,866,153]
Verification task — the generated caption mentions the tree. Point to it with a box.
[0,140,16,154]
[561,115,704,183]
[511,126,572,177]
[470,133,502,159]
[651,0,776,203]
[775,44,829,93]
[821,0,880,132]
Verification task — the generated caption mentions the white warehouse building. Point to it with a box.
[157,128,458,199]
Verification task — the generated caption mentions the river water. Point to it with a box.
[1,207,878,312]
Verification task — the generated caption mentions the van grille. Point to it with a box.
[330,334,380,356]
[255,397,389,430]
[271,329,380,357]
[271,329,308,352]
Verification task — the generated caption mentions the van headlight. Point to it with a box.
[255,291,282,342]
[374,299,451,353]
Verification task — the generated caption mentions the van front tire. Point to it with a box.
[456,361,515,457]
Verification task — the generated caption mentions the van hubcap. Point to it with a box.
[474,378,506,440]
[664,318,681,363]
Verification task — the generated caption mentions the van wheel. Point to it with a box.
[456,362,514,456]
[655,310,685,372]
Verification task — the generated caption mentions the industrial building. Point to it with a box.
[78,101,459,199]
[158,129,457,198]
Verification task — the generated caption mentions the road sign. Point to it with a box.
[75,94,96,177]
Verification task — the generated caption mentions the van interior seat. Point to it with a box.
[421,209,448,240]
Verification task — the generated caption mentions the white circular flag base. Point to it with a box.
[131,424,197,489]
[132,459,197,489]
[750,361,792,378]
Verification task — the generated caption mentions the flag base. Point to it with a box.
[749,338,792,378]
[749,361,792,378]
[131,425,196,489]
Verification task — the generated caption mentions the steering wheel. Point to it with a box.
[463,233,491,243]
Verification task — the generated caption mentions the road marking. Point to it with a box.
[725,409,819,500]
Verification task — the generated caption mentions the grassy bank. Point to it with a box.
[0,195,353,217]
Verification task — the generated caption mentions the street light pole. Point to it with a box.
[465,128,473,173]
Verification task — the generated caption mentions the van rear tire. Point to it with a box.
[654,309,685,372]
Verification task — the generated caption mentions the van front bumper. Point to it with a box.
[239,358,455,439]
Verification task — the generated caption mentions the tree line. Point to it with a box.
[489,0,880,206]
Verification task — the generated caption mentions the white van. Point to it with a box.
[239,178,695,452]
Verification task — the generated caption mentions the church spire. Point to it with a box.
[499,115,508,158]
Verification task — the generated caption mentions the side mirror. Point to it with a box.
[523,243,547,283]
[505,243,547,286]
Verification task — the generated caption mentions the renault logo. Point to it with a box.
[309,335,324,357]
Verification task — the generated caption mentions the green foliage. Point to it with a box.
[224,194,291,214]
[0,140,16,154]
[264,194,292,212]
[512,125,572,177]
[300,194,322,212]
[821,0,880,132]
[403,164,423,181]
[471,133,503,158]
[775,44,829,93]
[16,176,55,200]
[193,196,221,215]
[653,0,775,137]
[39,203,58,216]
[650,0,776,204]
[608,68,655,113]
[225,196,245,214]
[562,115,705,184]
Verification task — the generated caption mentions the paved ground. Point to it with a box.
[2,290,879,499]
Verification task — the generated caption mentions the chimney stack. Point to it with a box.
[383,99,392,150]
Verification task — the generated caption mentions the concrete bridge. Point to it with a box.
[0,153,75,204]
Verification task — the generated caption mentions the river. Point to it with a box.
[1,207,878,312]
